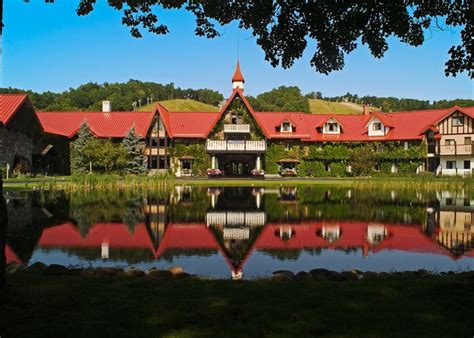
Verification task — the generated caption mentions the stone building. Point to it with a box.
[0,94,43,175]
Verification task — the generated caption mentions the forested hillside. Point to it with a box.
[0,80,223,111]
[2,81,472,114]
[315,92,474,112]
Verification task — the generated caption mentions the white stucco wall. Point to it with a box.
[440,156,474,176]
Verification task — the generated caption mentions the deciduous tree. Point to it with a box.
[2,1,470,77]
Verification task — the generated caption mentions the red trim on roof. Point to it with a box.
[155,103,173,138]
[0,94,29,126]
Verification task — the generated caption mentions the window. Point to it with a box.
[446,198,454,206]
[403,141,409,150]
[465,137,471,145]
[464,160,471,169]
[159,138,165,147]
[281,121,292,132]
[452,115,464,126]
[464,198,471,207]
[446,161,456,169]
[325,122,339,133]
[445,139,455,146]
[285,142,292,151]
[372,122,382,131]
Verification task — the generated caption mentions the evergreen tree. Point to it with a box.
[122,127,146,174]
[71,123,92,173]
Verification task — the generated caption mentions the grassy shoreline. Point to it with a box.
[1,273,473,337]
[3,174,474,191]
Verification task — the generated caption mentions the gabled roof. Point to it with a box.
[254,111,311,139]
[364,111,394,128]
[232,61,245,83]
[36,111,155,138]
[214,88,269,137]
[315,116,344,129]
[0,94,29,126]
[155,103,173,137]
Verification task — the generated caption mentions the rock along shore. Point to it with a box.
[5,262,474,282]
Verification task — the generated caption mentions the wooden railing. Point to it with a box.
[206,211,266,227]
[206,140,266,152]
[224,124,250,133]
[440,144,473,155]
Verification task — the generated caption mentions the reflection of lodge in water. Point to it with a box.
[4,187,474,279]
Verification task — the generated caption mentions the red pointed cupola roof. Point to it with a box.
[232,61,245,83]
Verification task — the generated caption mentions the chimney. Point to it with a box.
[363,104,370,115]
[102,101,111,113]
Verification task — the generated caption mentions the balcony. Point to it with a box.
[206,140,266,153]
[440,144,473,156]
[145,148,166,156]
[224,124,250,133]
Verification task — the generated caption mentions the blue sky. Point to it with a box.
[2,1,472,100]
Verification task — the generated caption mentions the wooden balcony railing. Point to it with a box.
[206,140,266,152]
[224,124,250,133]
[440,144,473,156]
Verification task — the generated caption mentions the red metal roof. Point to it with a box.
[232,61,245,83]
[7,91,472,142]
[5,244,21,264]
[36,111,155,138]
[169,111,219,138]
[254,112,312,139]
[0,94,28,126]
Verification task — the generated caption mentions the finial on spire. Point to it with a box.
[232,61,245,91]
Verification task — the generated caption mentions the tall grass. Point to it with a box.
[65,173,172,193]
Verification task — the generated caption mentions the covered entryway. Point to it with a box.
[216,154,261,177]
[223,160,251,176]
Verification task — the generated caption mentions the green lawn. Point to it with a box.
[1,273,473,337]
[139,99,219,112]
[309,99,379,115]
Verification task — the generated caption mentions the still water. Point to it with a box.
[4,186,474,279]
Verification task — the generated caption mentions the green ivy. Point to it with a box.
[167,141,210,176]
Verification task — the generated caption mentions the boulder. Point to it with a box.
[416,269,431,278]
[96,267,123,276]
[272,270,294,281]
[148,269,173,280]
[363,271,379,279]
[168,266,184,276]
[339,271,358,281]
[295,271,312,281]
[126,269,146,278]
[44,264,69,275]
[173,272,192,280]
[310,268,333,281]
[28,262,48,273]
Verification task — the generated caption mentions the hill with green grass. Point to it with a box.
[139,99,220,112]
[309,99,379,114]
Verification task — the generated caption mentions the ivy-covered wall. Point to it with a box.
[266,141,426,176]
[208,96,264,141]
[167,141,210,176]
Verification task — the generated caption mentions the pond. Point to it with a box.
[4,185,474,279]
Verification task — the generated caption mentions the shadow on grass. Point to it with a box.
[0,274,473,337]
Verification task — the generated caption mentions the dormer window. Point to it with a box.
[281,121,293,132]
[323,119,341,134]
[367,117,387,137]
[372,122,382,131]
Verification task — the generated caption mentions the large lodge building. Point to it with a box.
[1,62,473,177]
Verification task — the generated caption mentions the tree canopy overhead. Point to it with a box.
[1,1,471,77]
